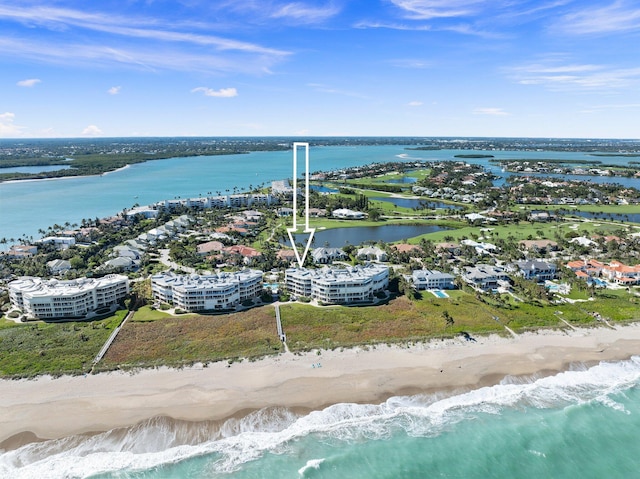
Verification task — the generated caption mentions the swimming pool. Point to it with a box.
[431,290,449,298]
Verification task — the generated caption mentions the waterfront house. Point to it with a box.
[461,264,510,291]
[311,247,347,264]
[357,246,388,262]
[508,260,557,282]
[332,208,366,220]
[6,244,38,258]
[411,269,455,290]
[392,243,423,254]
[39,236,76,250]
[601,261,640,285]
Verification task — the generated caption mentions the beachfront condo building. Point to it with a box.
[151,270,263,311]
[285,264,389,304]
[8,274,129,320]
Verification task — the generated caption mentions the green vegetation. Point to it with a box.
[0,312,125,378]
[97,308,281,370]
[130,306,178,322]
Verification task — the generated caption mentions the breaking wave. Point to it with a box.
[3,357,640,478]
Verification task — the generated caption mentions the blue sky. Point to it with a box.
[1,0,640,139]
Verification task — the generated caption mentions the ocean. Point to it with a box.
[3,358,640,478]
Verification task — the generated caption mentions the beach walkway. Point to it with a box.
[492,315,518,338]
[91,310,133,372]
[274,303,290,353]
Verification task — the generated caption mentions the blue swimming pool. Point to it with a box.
[431,290,449,298]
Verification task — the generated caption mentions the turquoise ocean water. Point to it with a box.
[3,358,640,478]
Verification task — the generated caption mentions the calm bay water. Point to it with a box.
[289,224,451,248]
[2,145,637,243]
[4,358,640,478]
[371,196,462,210]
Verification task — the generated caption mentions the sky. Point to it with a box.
[1,0,640,139]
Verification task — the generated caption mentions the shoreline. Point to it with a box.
[0,164,131,184]
[3,324,640,449]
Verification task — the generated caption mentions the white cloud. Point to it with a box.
[0,5,288,55]
[82,125,103,136]
[17,78,41,87]
[0,112,25,137]
[473,107,510,116]
[408,101,423,107]
[0,5,290,75]
[107,86,121,95]
[191,87,238,98]
[507,60,640,92]
[390,0,487,20]
[558,1,640,35]
[216,1,340,24]
[271,2,341,23]
[307,83,368,99]
[0,37,281,76]
[389,58,432,69]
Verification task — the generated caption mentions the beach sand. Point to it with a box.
[2,324,640,448]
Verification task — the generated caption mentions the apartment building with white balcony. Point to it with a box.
[151,269,263,311]
[285,264,389,304]
[8,274,129,320]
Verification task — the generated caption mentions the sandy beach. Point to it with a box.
[2,324,640,449]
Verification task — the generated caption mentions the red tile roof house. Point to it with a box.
[601,261,640,285]
[566,259,604,276]
[222,245,262,265]
[196,241,225,256]
[277,249,297,264]
[392,243,423,254]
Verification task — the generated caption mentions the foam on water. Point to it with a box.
[297,458,325,477]
[3,357,640,478]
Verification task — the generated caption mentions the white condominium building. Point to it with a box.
[9,274,129,320]
[151,270,263,311]
[285,264,389,304]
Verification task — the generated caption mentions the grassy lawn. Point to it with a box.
[131,305,194,322]
[98,307,282,370]
[518,204,640,216]
[408,218,626,243]
[0,318,20,330]
[0,311,126,378]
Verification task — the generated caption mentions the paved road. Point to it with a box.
[158,248,195,274]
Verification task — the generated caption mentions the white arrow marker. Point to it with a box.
[287,142,315,268]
